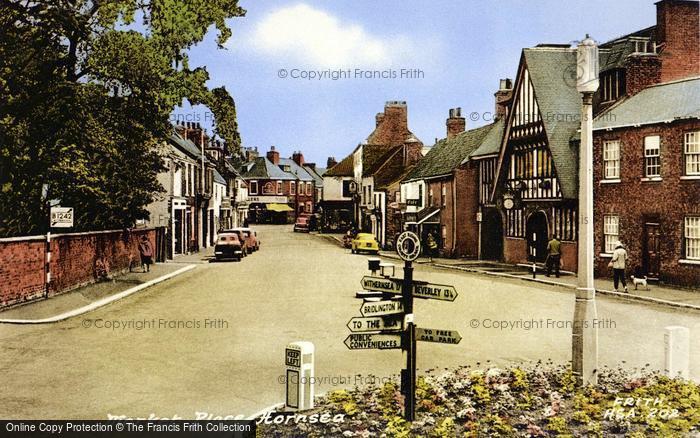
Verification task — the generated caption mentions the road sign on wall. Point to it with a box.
[50,207,73,228]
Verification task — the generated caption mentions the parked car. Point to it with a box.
[294,216,310,232]
[221,229,250,256]
[214,233,244,261]
[240,227,260,251]
[351,233,379,254]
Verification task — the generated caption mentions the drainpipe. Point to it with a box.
[452,176,457,256]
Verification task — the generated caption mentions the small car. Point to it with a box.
[214,233,244,261]
[233,227,259,254]
[294,216,310,232]
[221,229,250,256]
[240,227,260,251]
[351,233,380,254]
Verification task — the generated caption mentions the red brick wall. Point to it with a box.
[593,120,700,287]
[656,0,700,83]
[560,241,578,272]
[625,56,662,96]
[455,167,480,258]
[367,103,412,147]
[0,229,155,309]
[504,238,528,264]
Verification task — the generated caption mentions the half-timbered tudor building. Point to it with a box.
[486,46,582,271]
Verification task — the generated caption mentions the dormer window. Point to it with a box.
[600,69,625,103]
[631,38,656,54]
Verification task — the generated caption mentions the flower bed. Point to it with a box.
[258,362,700,437]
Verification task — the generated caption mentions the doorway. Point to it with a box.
[526,211,548,262]
[481,209,503,260]
[643,222,661,278]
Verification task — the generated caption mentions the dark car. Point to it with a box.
[294,216,310,232]
[214,233,244,261]
[221,229,250,256]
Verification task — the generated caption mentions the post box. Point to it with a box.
[285,341,315,411]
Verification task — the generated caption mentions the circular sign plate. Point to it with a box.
[396,231,421,261]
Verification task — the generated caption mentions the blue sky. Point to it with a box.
[173,0,657,165]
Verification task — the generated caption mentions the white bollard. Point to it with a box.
[664,326,689,379]
[285,341,315,411]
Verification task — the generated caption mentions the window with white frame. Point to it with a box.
[604,215,619,253]
[603,140,620,179]
[290,181,295,194]
[685,217,700,260]
[306,182,312,196]
[298,182,303,195]
[276,181,282,194]
[441,183,446,207]
[685,131,700,175]
[644,136,661,177]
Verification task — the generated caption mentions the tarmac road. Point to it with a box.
[0,225,697,419]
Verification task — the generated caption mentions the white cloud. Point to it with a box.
[247,3,410,67]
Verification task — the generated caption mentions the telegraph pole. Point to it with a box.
[573,34,599,386]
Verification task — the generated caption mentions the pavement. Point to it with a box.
[0,225,697,420]
[319,233,700,311]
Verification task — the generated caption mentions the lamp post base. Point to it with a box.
[573,287,598,385]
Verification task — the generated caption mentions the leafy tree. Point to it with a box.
[0,0,245,237]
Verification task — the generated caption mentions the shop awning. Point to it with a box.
[267,203,293,212]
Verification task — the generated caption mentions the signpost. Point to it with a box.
[344,333,402,350]
[345,231,460,422]
[416,328,462,344]
[347,316,402,333]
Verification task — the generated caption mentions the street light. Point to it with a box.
[573,34,599,386]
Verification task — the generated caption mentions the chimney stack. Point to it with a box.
[446,107,466,140]
[267,146,280,165]
[655,0,699,82]
[494,78,513,120]
[375,112,385,127]
[292,151,305,166]
[327,156,338,168]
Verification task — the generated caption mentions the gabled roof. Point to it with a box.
[362,144,398,177]
[279,158,314,181]
[467,119,506,161]
[213,169,226,185]
[377,165,416,191]
[521,47,581,199]
[324,153,354,177]
[303,165,325,186]
[169,132,204,161]
[594,76,700,130]
[241,157,296,180]
[404,124,493,182]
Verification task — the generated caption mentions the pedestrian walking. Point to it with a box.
[138,235,154,273]
[426,232,438,262]
[545,234,561,277]
[609,241,628,293]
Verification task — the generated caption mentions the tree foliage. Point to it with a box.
[0,0,245,237]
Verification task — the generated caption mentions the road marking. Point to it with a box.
[0,265,197,324]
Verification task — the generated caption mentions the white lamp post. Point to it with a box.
[573,34,599,386]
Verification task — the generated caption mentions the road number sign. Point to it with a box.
[416,328,462,344]
[360,299,404,317]
[396,231,421,261]
[50,207,73,228]
[344,333,402,350]
[347,316,403,333]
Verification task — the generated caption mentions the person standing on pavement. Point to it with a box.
[138,235,154,273]
[610,241,628,293]
[426,232,438,262]
[545,234,561,277]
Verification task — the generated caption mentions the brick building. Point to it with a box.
[402,108,502,257]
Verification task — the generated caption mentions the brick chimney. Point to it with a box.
[655,0,700,82]
[292,151,305,166]
[367,101,410,147]
[306,162,316,171]
[383,101,408,134]
[267,146,280,165]
[446,108,466,140]
[375,112,385,127]
[327,157,338,168]
[494,79,513,120]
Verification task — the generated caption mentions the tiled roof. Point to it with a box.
[467,119,506,160]
[169,132,206,161]
[303,165,325,186]
[522,47,581,199]
[279,158,314,181]
[363,145,398,177]
[594,77,700,130]
[241,157,296,180]
[213,169,226,185]
[404,124,494,182]
[324,153,354,177]
[599,26,656,72]
[376,165,415,190]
